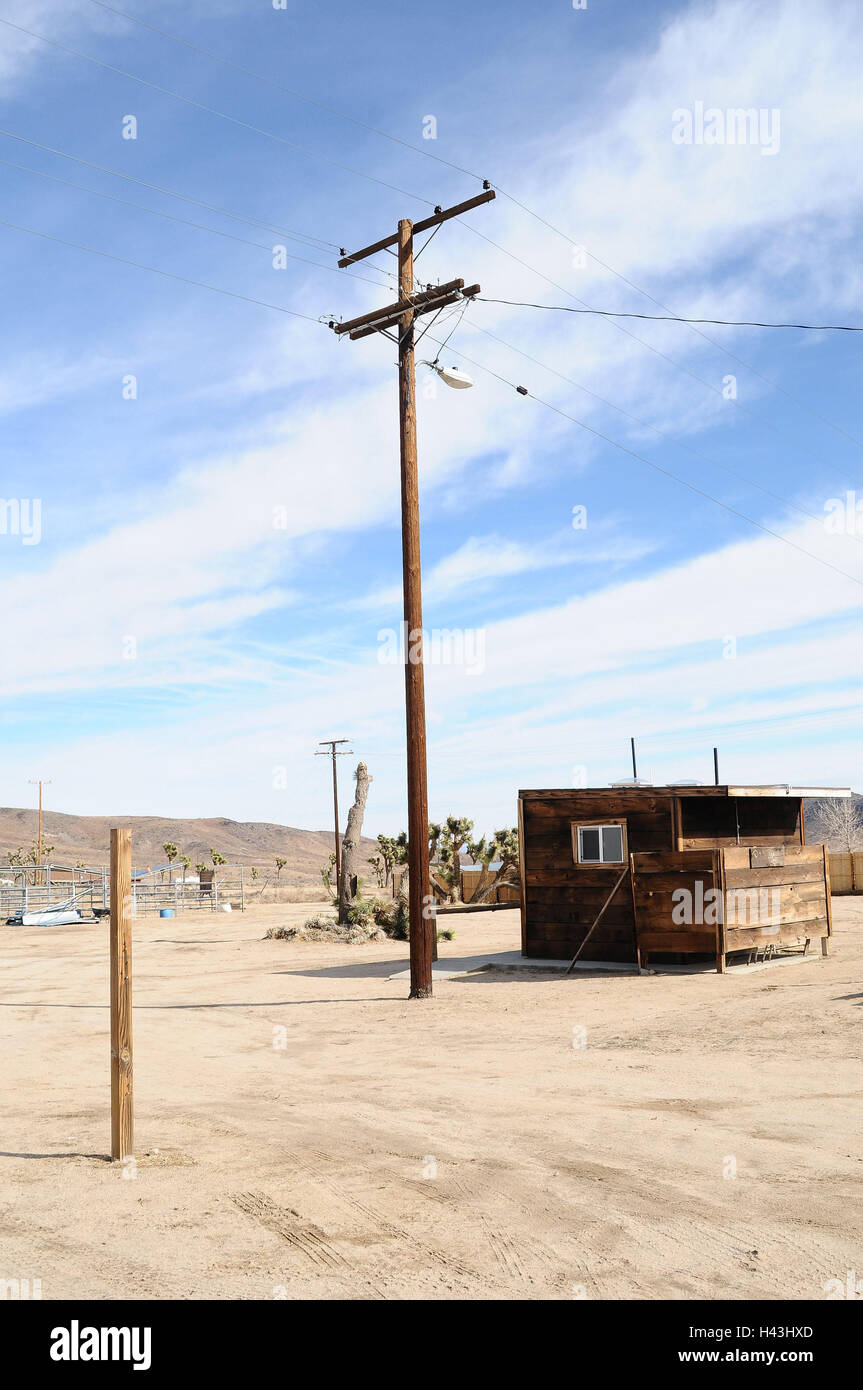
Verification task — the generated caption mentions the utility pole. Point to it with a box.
[332,189,495,999]
[28,778,52,869]
[630,738,638,781]
[316,739,353,892]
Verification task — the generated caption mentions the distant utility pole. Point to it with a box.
[316,739,352,891]
[332,189,495,999]
[28,778,52,864]
[630,738,638,781]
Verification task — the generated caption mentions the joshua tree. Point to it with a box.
[470,828,521,905]
[321,851,338,901]
[274,856,287,881]
[433,816,474,903]
[338,762,372,924]
[210,849,227,867]
[161,842,178,884]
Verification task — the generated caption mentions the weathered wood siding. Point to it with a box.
[520,791,673,960]
[722,844,831,951]
[630,850,720,957]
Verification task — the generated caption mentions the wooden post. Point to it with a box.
[333,195,495,996]
[822,843,833,955]
[399,217,433,997]
[110,828,134,1162]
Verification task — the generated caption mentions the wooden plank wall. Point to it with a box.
[520,792,673,960]
[722,844,831,950]
[630,850,720,957]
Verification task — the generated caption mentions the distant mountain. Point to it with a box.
[0,807,378,886]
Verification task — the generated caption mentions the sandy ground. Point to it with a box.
[2,898,863,1301]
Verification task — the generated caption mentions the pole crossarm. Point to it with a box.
[338,189,495,266]
[347,285,480,341]
[332,278,467,335]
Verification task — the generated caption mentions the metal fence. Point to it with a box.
[0,864,249,918]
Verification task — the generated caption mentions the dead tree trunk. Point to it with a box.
[339,762,372,924]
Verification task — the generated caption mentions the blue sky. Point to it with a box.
[0,0,861,836]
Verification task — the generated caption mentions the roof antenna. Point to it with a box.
[713,746,720,786]
[631,737,638,781]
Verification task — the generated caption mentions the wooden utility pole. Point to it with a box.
[110,827,134,1162]
[28,778,52,867]
[316,738,353,891]
[333,189,495,998]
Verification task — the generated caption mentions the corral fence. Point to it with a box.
[828,851,863,894]
[0,863,252,917]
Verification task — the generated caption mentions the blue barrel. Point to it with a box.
[159,908,174,918]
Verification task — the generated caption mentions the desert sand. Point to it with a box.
[2,899,862,1301]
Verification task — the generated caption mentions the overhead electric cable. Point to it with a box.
[0,217,324,321]
[0,127,338,253]
[72,0,860,445]
[476,297,863,333]
[0,156,396,287]
[421,331,863,593]
[464,318,863,546]
[0,16,438,207]
[465,224,859,484]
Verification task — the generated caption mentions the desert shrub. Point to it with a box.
[437,928,455,942]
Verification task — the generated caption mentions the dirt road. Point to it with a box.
[2,900,862,1300]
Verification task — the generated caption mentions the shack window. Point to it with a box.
[573,823,626,864]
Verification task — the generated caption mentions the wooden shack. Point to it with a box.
[518,784,850,972]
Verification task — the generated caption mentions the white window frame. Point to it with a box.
[572,821,627,866]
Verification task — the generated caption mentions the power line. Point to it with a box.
[0,217,325,322]
[488,186,863,451]
[66,1,861,449]
[4,16,857,584]
[421,330,863,593]
[465,223,860,483]
[0,127,339,254]
[0,155,397,289]
[0,16,439,207]
[476,297,863,333]
[464,318,863,547]
[82,0,484,182]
